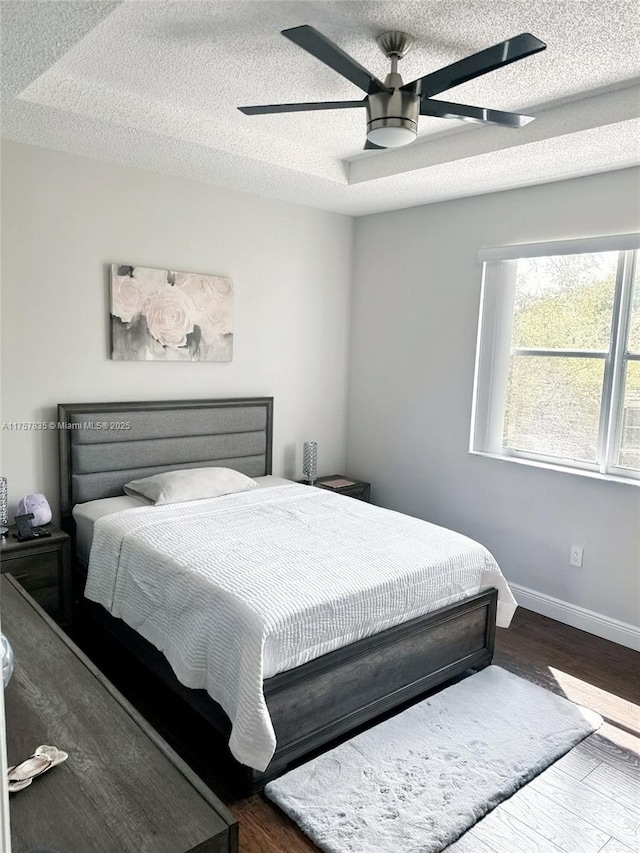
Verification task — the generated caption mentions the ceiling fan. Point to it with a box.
[239,26,546,150]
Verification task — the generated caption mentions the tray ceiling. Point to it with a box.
[1,1,639,215]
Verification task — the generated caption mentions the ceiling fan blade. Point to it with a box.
[403,33,546,99]
[364,139,387,150]
[420,98,534,127]
[282,25,390,95]
[239,99,366,115]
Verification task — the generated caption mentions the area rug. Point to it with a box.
[264,665,602,853]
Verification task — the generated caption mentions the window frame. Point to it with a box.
[470,234,640,485]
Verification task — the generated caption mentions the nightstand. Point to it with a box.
[0,524,71,627]
[307,474,371,502]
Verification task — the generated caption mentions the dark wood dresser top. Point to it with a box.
[1,574,238,853]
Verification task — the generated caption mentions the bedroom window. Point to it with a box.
[471,234,640,483]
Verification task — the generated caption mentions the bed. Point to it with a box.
[58,397,515,794]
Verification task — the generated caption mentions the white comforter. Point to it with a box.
[85,482,516,771]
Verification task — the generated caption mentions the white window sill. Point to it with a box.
[469,450,640,487]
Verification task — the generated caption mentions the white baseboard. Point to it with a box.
[509,583,640,652]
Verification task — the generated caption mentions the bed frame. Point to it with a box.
[58,397,497,795]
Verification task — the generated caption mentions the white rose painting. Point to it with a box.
[110,264,233,361]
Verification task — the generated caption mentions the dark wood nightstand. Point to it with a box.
[0,524,71,627]
[306,474,371,502]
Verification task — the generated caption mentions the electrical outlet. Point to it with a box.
[570,545,583,567]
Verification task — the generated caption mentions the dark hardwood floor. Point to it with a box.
[225,608,640,853]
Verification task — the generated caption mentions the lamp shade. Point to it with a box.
[0,477,7,526]
[302,441,318,484]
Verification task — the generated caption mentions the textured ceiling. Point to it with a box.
[1,0,639,215]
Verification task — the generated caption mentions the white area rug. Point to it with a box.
[264,666,602,853]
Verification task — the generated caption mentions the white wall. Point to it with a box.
[348,168,640,634]
[0,141,353,519]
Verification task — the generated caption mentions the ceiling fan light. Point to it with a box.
[367,122,417,148]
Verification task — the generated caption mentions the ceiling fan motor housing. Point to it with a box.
[366,79,420,146]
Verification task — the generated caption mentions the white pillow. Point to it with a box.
[123,467,259,505]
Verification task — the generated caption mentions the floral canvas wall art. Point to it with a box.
[110,264,233,361]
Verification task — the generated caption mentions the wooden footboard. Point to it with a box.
[265,589,496,776]
[76,588,497,796]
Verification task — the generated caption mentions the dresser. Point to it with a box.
[2,574,238,853]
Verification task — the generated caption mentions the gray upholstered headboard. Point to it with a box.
[58,397,273,523]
